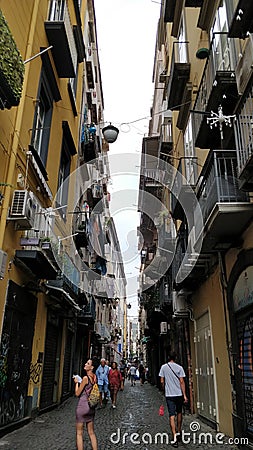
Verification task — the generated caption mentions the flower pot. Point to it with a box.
[20,237,39,246]
[41,241,51,250]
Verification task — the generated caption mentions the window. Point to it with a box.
[212,2,228,34]
[31,73,53,166]
[88,21,95,44]
[69,62,79,116]
[178,13,188,63]
[48,0,65,21]
[184,116,197,185]
[56,122,76,218]
[56,138,71,219]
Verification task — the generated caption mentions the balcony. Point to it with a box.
[45,278,81,311]
[15,248,58,280]
[15,229,60,279]
[16,229,81,291]
[86,61,95,89]
[234,83,253,191]
[192,33,238,149]
[228,0,253,39]
[194,150,252,252]
[158,119,173,159]
[159,273,173,309]
[197,0,218,31]
[80,296,96,322]
[167,42,190,110]
[81,138,97,163]
[163,0,202,35]
[171,157,198,221]
[171,224,213,290]
[185,0,203,5]
[45,0,77,77]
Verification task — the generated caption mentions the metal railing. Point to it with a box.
[171,157,198,214]
[194,150,248,240]
[83,296,96,320]
[160,120,173,146]
[193,32,236,140]
[234,83,253,176]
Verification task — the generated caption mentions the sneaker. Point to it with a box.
[112,405,116,409]
[171,436,178,448]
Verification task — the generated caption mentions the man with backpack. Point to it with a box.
[159,351,188,448]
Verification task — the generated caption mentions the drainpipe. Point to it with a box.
[0,0,40,250]
[184,319,194,414]
[218,252,234,390]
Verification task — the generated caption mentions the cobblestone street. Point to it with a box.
[0,380,239,450]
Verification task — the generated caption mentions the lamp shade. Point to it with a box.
[196,48,209,59]
[102,124,119,143]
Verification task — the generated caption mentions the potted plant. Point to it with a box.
[0,11,24,109]
[40,237,51,250]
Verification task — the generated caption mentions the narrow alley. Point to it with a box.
[0,380,240,450]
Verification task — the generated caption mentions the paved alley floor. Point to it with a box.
[0,380,240,449]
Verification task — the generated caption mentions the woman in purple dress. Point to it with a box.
[74,359,98,450]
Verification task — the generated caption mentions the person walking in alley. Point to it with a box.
[138,362,146,385]
[129,363,137,385]
[159,351,188,448]
[96,358,110,406]
[74,359,98,450]
[119,359,127,390]
[108,361,122,408]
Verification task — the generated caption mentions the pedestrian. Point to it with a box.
[129,363,137,386]
[119,359,127,390]
[127,361,131,380]
[108,361,122,408]
[139,363,146,385]
[95,358,110,406]
[74,358,98,450]
[159,351,188,447]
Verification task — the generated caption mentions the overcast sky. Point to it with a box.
[93,0,160,311]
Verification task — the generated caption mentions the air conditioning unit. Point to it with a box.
[9,190,36,229]
[0,249,7,279]
[160,322,168,334]
[172,290,189,318]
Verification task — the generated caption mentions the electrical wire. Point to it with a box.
[24,93,192,131]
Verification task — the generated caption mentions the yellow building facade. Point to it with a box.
[0,0,89,426]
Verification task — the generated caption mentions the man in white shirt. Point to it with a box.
[129,364,137,386]
[159,351,188,447]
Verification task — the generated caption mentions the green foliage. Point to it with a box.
[0,10,24,108]
[143,288,160,312]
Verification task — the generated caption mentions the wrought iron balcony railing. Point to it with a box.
[194,150,248,240]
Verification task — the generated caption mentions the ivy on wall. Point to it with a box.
[0,10,24,109]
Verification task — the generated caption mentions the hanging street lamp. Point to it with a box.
[102,124,119,143]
